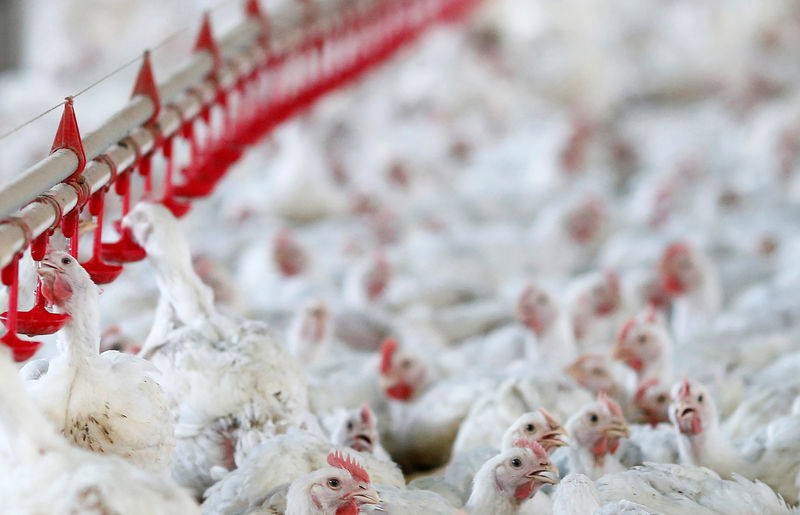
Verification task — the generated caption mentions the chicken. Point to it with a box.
[307,337,427,414]
[659,242,721,343]
[123,203,315,494]
[554,392,630,479]
[201,430,402,514]
[595,463,794,514]
[514,281,578,368]
[528,191,611,279]
[628,378,672,427]
[343,250,392,309]
[362,439,559,515]
[285,298,344,367]
[0,346,198,514]
[435,281,577,377]
[22,251,175,474]
[669,378,746,478]
[567,270,625,352]
[273,229,309,278]
[413,409,567,506]
[323,404,392,461]
[563,354,626,400]
[284,451,381,515]
[551,474,656,515]
[453,373,592,455]
[464,439,559,514]
[670,377,800,503]
[611,307,673,385]
[99,325,142,354]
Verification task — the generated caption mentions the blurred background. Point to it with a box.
[2,0,800,197]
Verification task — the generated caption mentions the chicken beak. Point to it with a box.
[674,400,702,434]
[540,426,569,448]
[601,419,630,438]
[351,486,381,505]
[611,343,632,362]
[526,462,559,485]
[37,257,62,276]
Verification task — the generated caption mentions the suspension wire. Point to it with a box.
[0,26,189,144]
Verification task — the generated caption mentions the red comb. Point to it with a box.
[634,378,660,403]
[598,391,623,417]
[514,438,548,461]
[379,338,397,374]
[327,450,370,484]
[360,403,373,425]
[679,376,691,397]
[617,318,636,344]
[537,407,559,427]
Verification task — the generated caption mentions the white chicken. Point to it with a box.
[670,377,800,503]
[553,465,793,515]
[554,392,631,480]
[283,451,381,515]
[567,269,625,353]
[200,429,403,514]
[361,439,559,515]
[0,345,198,514]
[21,251,175,474]
[123,203,315,494]
[658,242,721,343]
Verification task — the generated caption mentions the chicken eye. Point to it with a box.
[510,458,522,468]
[591,367,603,376]
[328,478,341,489]
[589,413,599,423]
[401,359,412,369]
[347,421,354,430]
[525,424,535,432]
[697,395,703,403]
[61,257,71,265]
[637,334,647,344]
[537,295,548,304]
[657,394,667,403]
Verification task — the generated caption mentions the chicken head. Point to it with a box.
[669,377,715,436]
[273,229,308,277]
[378,338,426,401]
[515,283,559,335]
[611,308,670,376]
[566,393,630,461]
[498,440,559,501]
[331,404,380,455]
[38,251,99,314]
[659,242,702,296]
[501,408,569,453]
[287,451,380,515]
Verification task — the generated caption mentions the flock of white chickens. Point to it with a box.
[4,0,800,514]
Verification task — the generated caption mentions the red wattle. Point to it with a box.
[661,274,684,295]
[691,417,702,435]
[40,275,73,306]
[385,383,414,401]
[627,359,644,371]
[514,480,535,500]
[592,437,608,456]
[335,501,358,515]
